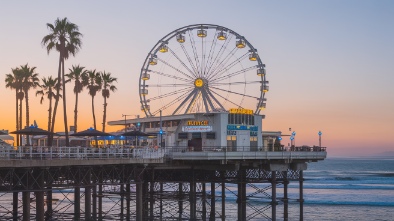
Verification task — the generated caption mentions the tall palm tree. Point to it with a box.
[20,64,40,145]
[36,76,61,132]
[5,68,24,146]
[66,65,88,133]
[42,17,83,146]
[20,64,40,127]
[100,71,117,132]
[87,70,102,131]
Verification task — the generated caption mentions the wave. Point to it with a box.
[302,184,394,190]
[304,200,394,207]
[334,177,358,181]
[374,173,394,177]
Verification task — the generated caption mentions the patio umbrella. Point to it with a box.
[10,126,56,135]
[71,128,112,148]
[70,128,112,137]
[0,131,7,135]
[120,130,150,147]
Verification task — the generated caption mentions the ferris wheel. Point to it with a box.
[139,24,268,117]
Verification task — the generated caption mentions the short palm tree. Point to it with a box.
[5,68,24,146]
[42,17,83,146]
[100,71,117,132]
[66,65,88,133]
[36,76,61,132]
[87,70,102,131]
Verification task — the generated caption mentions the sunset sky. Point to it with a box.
[1,1,393,157]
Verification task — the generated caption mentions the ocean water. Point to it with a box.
[300,157,394,221]
[1,158,393,220]
[213,157,394,220]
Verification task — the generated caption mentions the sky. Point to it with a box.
[0,0,393,157]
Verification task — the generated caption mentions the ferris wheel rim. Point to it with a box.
[139,24,267,117]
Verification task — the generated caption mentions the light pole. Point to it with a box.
[318,131,322,147]
[122,114,131,145]
[291,131,296,148]
[122,114,132,132]
[159,110,163,147]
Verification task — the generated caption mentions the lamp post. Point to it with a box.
[159,110,163,147]
[122,114,131,145]
[318,131,322,147]
[291,131,296,148]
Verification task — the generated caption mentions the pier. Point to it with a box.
[0,146,326,220]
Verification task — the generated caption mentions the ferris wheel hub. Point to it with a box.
[194,78,205,88]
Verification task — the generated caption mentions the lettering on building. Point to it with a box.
[187,120,209,126]
[229,108,254,115]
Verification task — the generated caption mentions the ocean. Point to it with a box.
[1,158,393,220]
[207,157,394,220]
[299,157,394,221]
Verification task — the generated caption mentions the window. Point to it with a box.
[192,132,201,138]
[178,133,188,139]
[206,132,216,139]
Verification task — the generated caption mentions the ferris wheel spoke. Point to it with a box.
[168,47,197,79]
[210,65,258,83]
[208,52,249,81]
[150,70,190,82]
[208,46,238,79]
[203,32,218,79]
[185,90,201,114]
[200,89,210,113]
[172,88,198,115]
[201,88,217,111]
[205,34,234,77]
[210,80,261,86]
[148,87,193,101]
[210,89,245,109]
[180,44,199,77]
[151,89,191,116]
[205,88,226,110]
[188,30,202,76]
[148,83,191,87]
[156,58,195,80]
[210,86,260,99]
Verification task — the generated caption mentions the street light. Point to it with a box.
[122,114,132,132]
[291,131,296,147]
[159,110,163,147]
[318,131,322,147]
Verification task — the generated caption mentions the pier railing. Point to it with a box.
[0,145,326,161]
[0,146,165,160]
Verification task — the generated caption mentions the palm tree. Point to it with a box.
[36,76,61,133]
[42,17,83,146]
[100,71,117,132]
[87,70,102,131]
[66,65,88,133]
[20,64,40,145]
[5,68,24,146]
[20,64,40,126]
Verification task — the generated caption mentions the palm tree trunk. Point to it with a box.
[24,89,30,145]
[74,92,79,133]
[102,97,107,132]
[19,95,23,145]
[48,95,52,132]
[15,91,19,146]
[92,95,98,148]
[49,53,63,146]
[61,59,69,146]
[92,95,97,129]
